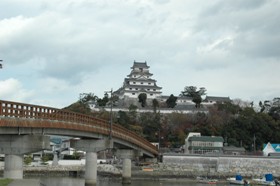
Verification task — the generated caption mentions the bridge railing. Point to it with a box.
[0,100,158,155]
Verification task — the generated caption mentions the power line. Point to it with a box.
[105,88,113,139]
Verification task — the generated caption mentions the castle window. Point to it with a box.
[136,88,138,90]
[148,82,151,85]
[132,93,135,95]
[147,89,150,91]
[141,82,143,84]
[150,94,153,96]
[129,88,132,90]
[133,82,136,84]
[153,89,156,91]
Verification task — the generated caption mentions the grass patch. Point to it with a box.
[0,178,13,186]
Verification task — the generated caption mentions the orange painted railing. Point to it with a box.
[0,100,158,155]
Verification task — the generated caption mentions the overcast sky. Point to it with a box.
[0,0,280,108]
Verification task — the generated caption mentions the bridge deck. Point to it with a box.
[0,100,158,156]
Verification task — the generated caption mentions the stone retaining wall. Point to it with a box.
[160,154,280,178]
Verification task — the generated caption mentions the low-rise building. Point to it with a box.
[223,145,246,155]
[204,96,231,105]
[185,132,224,154]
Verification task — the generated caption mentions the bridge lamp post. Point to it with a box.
[105,88,113,139]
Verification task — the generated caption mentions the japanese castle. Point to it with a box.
[115,61,162,100]
[96,61,231,113]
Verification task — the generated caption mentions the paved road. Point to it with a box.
[8,179,40,186]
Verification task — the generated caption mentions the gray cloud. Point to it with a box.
[0,0,279,107]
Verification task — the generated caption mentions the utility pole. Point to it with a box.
[105,88,113,139]
[253,134,256,153]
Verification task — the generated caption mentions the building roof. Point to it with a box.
[124,78,156,83]
[177,96,193,100]
[204,96,231,102]
[271,144,280,152]
[131,61,149,69]
[124,84,162,90]
[189,136,224,142]
[174,105,197,110]
[263,143,280,153]
[124,89,162,93]
[128,71,153,76]
[191,146,223,150]
[263,142,276,156]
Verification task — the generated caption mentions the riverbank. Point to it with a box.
[0,163,268,180]
[1,154,280,181]
[0,178,13,186]
[7,179,39,186]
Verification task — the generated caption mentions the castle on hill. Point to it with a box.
[93,61,231,113]
[115,61,162,99]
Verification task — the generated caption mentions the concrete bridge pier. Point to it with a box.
[4,154,24,179]
[116,149,142,184]
[85,152,98,186]
[71,139,113,186]
[0,134,50,179]
[122,158,132,184]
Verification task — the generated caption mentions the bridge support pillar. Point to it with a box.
[4,154,23,179]
[0,134,50,179]
[71,139,113,186]
[116,149,142,184]
[85,152,97,186]
[122,158,131,184]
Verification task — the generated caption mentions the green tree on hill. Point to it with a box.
[138,93,147,107]
[152,99,159,112]
[64,101,91,115]
[97,95,109,107]
[181,86,206,108]
[80,93,98,104]
[166,94,177,108]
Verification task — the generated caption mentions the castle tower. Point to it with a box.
[116,61,162,101]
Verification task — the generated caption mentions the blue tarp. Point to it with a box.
[236,175,243,181]
[265,174,273,181]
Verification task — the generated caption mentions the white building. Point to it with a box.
[185,132,224,154]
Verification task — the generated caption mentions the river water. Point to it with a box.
[39,177,228,186]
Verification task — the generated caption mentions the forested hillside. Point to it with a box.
[64,97,280,152]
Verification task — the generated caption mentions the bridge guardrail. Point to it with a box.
[0,100,158,155]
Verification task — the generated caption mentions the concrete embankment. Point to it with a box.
[7,179,40,186]
[161,154,280,179]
